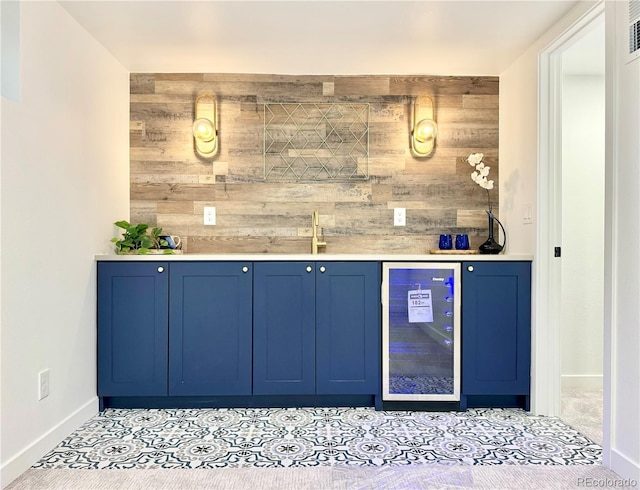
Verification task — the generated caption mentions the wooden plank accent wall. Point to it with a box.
[130,74,499,254]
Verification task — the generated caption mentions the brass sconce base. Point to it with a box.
[411,95,437,157]
[193,94,217,156]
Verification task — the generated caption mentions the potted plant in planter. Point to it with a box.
[111,220,175,255]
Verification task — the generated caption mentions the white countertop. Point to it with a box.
[95,253,533,262]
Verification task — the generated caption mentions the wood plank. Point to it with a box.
[130,174,200,184]
[389,76,499,96]
[463,95,499,109]
[155,80,326,98]
[156,201,195,214]
[130,160,212,175]
[186,236,311,254]
[203,73,332,83]
[334,76,391,96]
[130,74,155,94]
[130,183,216,201]
[155,74,205,82]
[130,201,158,227]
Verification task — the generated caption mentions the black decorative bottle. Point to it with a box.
[479,211,505,254]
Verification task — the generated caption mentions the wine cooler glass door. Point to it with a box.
[382,262,461,401]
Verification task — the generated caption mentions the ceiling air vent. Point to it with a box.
[628,0,640,63]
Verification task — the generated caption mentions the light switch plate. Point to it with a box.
[522,204,533,225]
[39,369,50,400]
[394,208,406,226]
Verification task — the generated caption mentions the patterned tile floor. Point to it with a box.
[33,407,601,470]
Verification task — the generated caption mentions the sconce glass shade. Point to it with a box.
[411,95,437,156]
[192,118,216,142]
[193,94,217,156]
[414,119,438,144]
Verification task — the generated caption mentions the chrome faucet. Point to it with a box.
[311,210,327,254]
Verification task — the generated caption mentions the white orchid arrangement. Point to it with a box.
[467,152,494,212]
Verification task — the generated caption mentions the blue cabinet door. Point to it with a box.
[253,262,316,395]
[169,262,252,395]
[462,261,531,396]
[97,262,168,396]
[316,262,381,395]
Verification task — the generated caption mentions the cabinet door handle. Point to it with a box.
[319,266,326,273]
[467,265,474,272]
[157,266,165,273]
[242,266,249,273]
[306,266,312,273]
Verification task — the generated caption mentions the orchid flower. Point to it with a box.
[467,153,484,166]
[480,179,494,190]
[477,164,490,177]
[467,153,495,211]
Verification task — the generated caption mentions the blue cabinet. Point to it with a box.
[97,262,168,397]
[169,262,252,396]
[98,260,380,408]
[253,262,316,394]
[461,261,531,409]
[253,261,381,397]
[316,262,381,395]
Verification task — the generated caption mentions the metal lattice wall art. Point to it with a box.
[263,103,370,181]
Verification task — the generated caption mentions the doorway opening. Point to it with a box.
[536,0,606,448]
[558,18,606,446]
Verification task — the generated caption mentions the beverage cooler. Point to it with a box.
[382,262,461,401]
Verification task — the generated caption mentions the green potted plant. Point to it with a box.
[111,220,174,255]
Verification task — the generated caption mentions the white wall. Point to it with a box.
[499,3,597,255]
[0,2,129,487]
[499,42,542,256]
[560,74,605,388]
[605,0,640,481]
[0,0,4,473]
[1,0,20,101]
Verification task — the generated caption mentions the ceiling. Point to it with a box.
[59,0,583,75]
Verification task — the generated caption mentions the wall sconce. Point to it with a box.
[192,94,217,156]
[411,95,438,157]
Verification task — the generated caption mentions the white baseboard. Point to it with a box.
[561,374,603,390]
[610,448,640,483]
[1,397,99,489]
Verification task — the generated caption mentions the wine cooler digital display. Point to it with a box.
[382,262,461,401]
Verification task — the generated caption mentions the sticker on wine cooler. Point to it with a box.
[408,288,433,323]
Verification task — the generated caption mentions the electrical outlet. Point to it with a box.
[204,206,216,225]
[394,208,406,226]
[39,369,50,400]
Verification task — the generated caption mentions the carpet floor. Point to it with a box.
[6,464,626,490]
